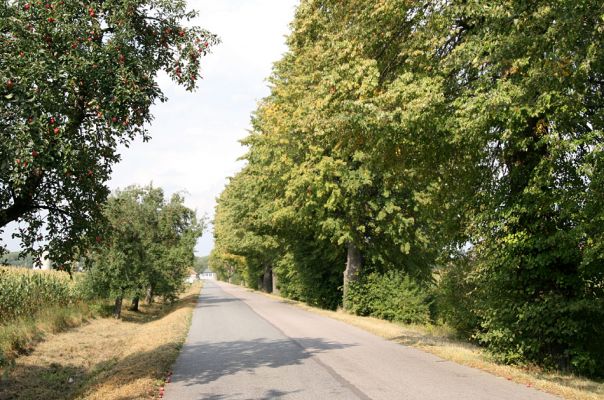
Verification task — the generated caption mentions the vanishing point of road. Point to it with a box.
[165,280,558,400]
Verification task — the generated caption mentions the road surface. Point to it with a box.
[165,280,558,400]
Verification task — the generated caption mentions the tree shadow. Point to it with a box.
[390,333,480,351]
[193,294,240,308]
[120,290,201,324]
[390,334,430,347]
[172,337,356,387]
[0,362,86,400]
[0,288,204,399]
[196,389,302,400]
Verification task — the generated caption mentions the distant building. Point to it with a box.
[200,268,216,280]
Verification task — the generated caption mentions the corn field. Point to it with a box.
[0,267,81,323]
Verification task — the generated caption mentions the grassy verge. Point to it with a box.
[0,282,202,400]
[0,301,106,374]
[256,289,604,400]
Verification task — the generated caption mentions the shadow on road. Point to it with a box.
[173,337,356,387]
[196,295,240,308]
[197,389,302,400]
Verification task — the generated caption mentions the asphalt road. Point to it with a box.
[165,280,558,400]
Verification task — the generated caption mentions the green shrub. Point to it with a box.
[435,258,481,337]
[470,241,604,377]
[274,244,345,311]
[434,249,604,378]
[345,271,431,324]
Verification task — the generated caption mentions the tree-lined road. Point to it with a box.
[165,281,558,400]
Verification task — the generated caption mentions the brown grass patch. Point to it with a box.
[0,282,201,400]
[259,291,604,400]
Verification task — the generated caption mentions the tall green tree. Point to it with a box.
[422,0,604,374]
[213,0,461,307]
[0,0,217,264]
[211,169,281,291]
[245,0,453,301]
[193,256,209,275]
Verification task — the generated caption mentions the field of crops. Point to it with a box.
[0,267,81,323]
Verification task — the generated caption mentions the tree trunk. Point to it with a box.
[272,270,280,295]
[145,286,154,304]
[113,294,123,319]
[504,117,547,197]
[129,296,140,312]
[343,241,362,310]
[262,266,273,293]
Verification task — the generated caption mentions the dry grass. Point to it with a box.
[260,291,604,400]
[0,282,202,400]
[0,302,104,373]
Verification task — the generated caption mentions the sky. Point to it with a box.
[109,0,299,256]
[1,0,300,257]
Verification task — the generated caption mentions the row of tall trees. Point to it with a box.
[212,0,604,375]
[86,185,202,318]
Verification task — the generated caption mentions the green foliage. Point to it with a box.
[470,241,604,376]
[212,0,445,311]
[209,250,246,285]
[274,238,345,310]
[0,267,101,368]
[86,185,202,313]
[210,168,282,291]
[193,256,209,274]
[435,258,480,338]
[0,267,82,323]
[0,0,218,265]
[345,271,431,325]
[422,0,604,376]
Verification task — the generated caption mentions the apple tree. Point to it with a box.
[0,0,217,264]
[86,184,203,318]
